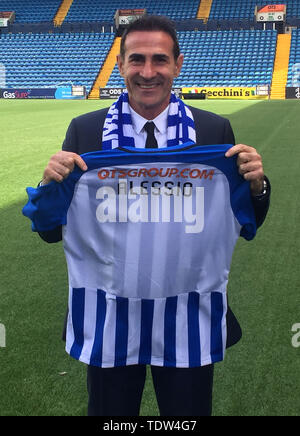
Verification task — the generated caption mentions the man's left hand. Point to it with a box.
[225,144,264,196]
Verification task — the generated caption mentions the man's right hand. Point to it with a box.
[42,151,88,184]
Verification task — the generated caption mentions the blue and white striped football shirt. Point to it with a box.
[23,143,256,368]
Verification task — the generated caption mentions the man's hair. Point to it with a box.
[120,15,180,60]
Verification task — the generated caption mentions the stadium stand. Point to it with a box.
[64,0,200,22]
[177,29,277,87]
[107,29,277,88]
[0,0,300,98]
[209,0,300,21]
[0,0,61,23]
[1,31,114,91]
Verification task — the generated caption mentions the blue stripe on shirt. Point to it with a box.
[188,292,201,367]
[90,289,107,366]
[210,292,224,362]
[164,296,178,367]
[70,287,85,360]
[114,296,129,367]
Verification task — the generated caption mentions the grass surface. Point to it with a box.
[0,99,299,416]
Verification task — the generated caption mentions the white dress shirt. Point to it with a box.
[129,105,169,148]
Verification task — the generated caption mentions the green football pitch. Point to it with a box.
[0,98,299,416]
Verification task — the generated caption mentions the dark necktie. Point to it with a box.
[144,122,158,148]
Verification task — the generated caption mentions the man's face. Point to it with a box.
[117,31,183,119]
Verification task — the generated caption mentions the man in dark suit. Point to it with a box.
[39,15,270,416]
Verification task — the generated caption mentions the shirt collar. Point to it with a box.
[129,105,169,135]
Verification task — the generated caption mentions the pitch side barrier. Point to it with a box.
[182,87,269,100]
[0,86,86,99]
[100,88,183,99]
[99,86,270,100]
[286,87,300,99]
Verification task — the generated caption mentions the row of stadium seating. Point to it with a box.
[2,0,300,23]
[64,0,200,22]
[3,18,290,35]
[0,21,116,35]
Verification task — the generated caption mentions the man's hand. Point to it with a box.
[225,144,265,196]
[42,151,87,184]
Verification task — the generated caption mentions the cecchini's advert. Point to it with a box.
[182,87,269,99]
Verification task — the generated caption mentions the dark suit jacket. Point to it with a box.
[61,106,235,154]
[39,104,270,349]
